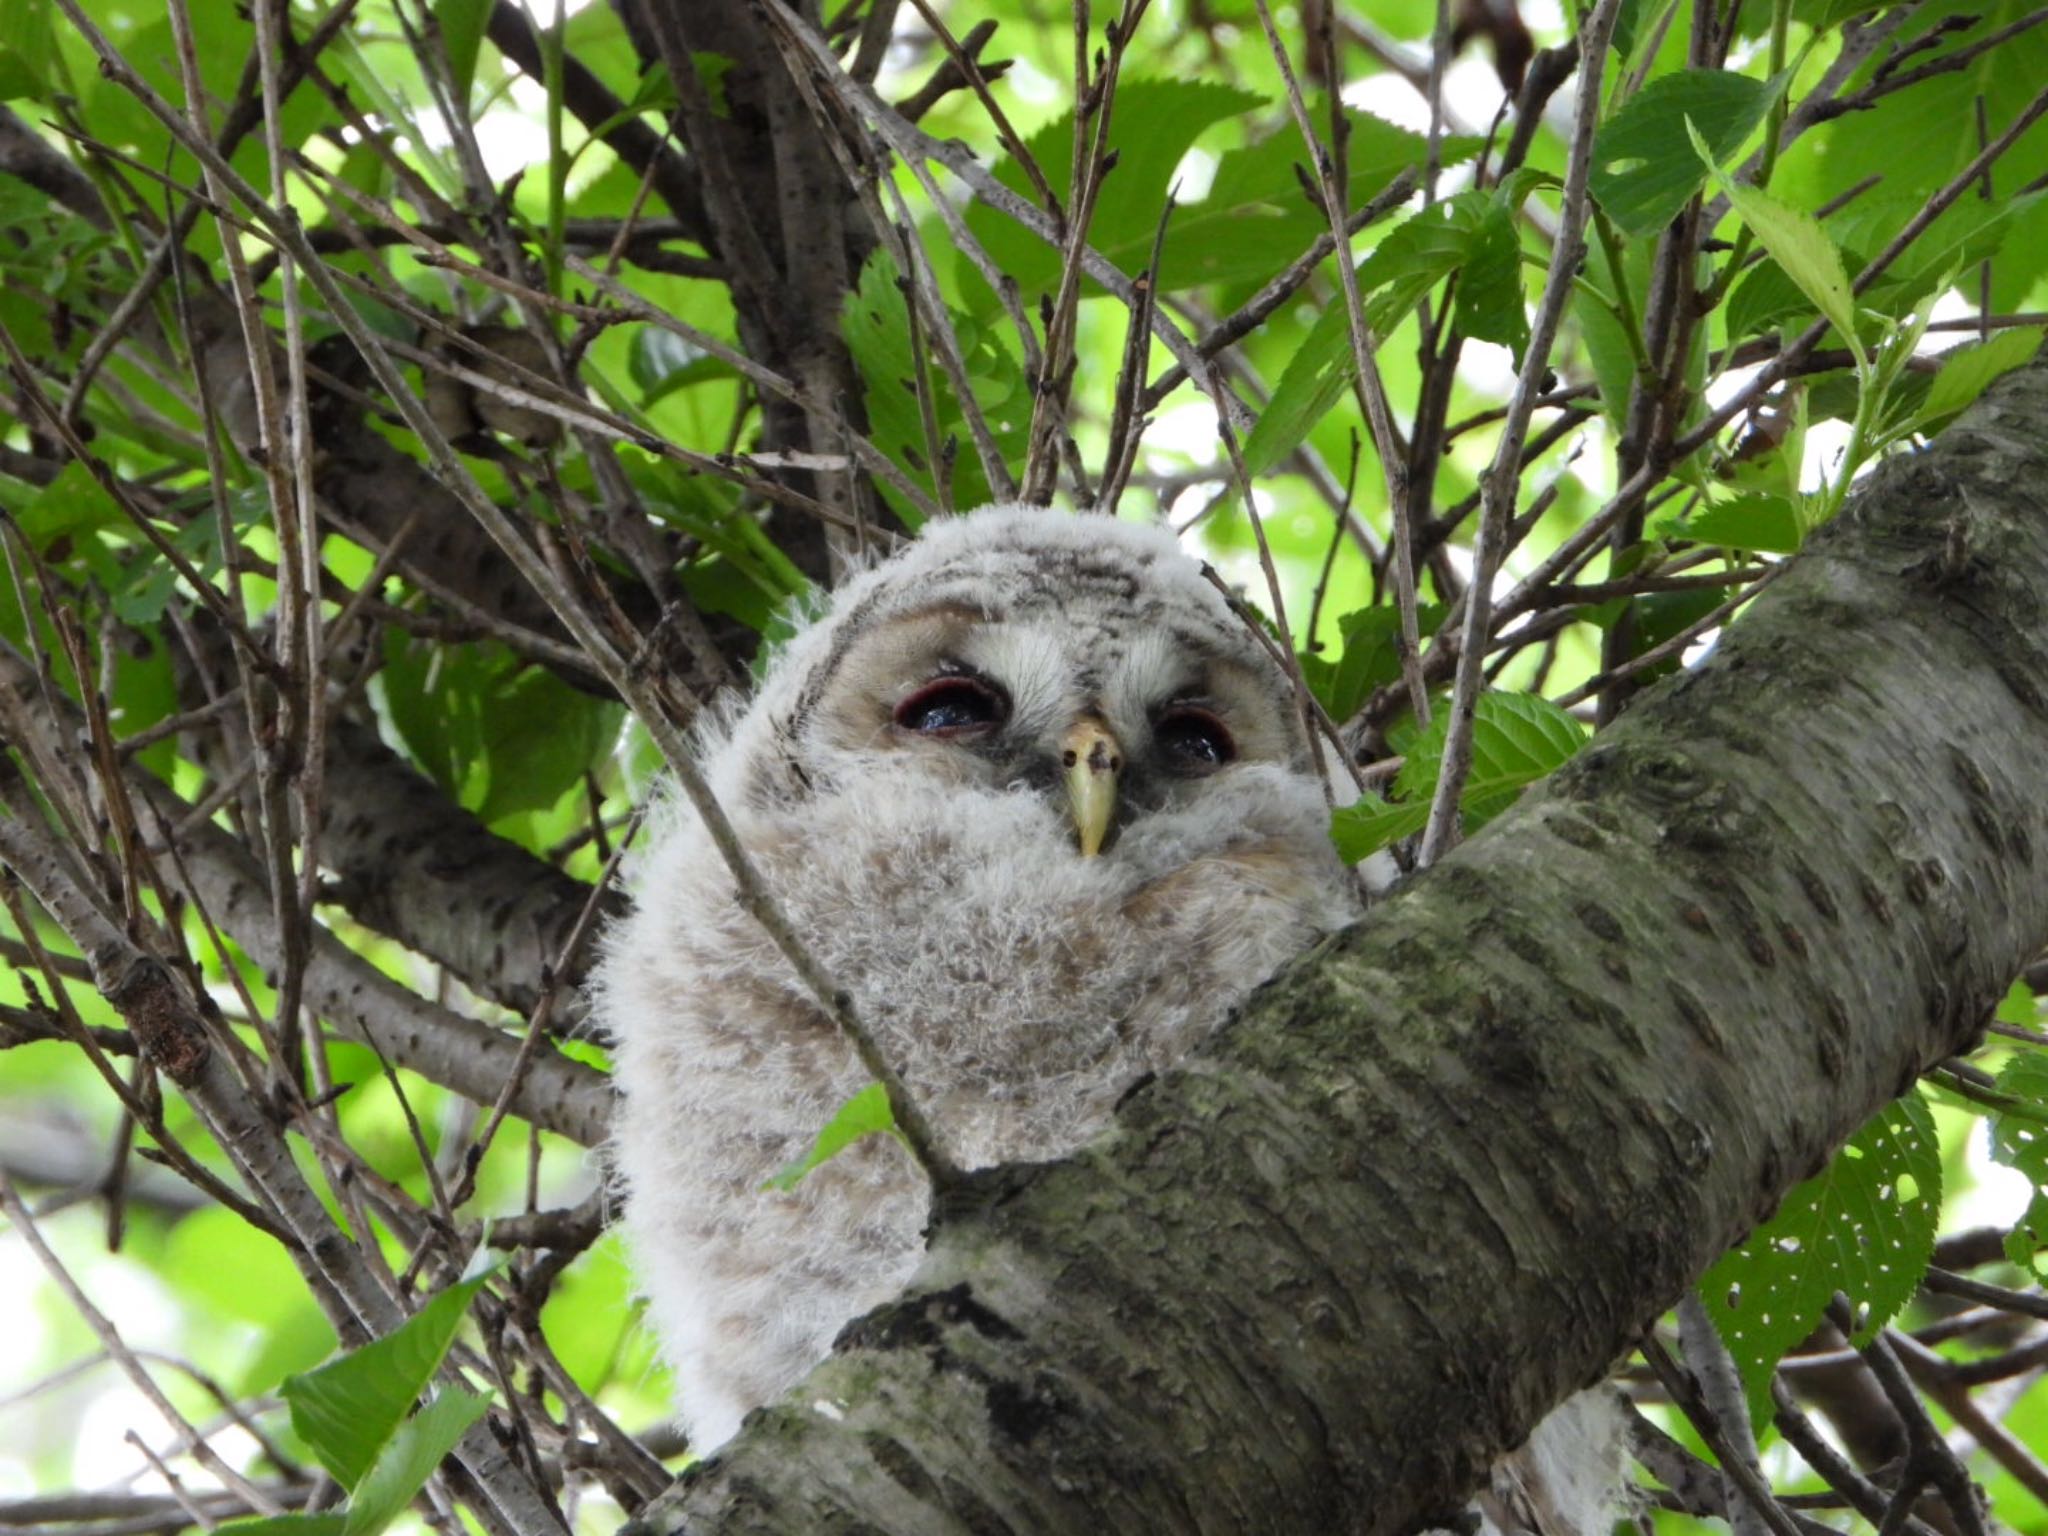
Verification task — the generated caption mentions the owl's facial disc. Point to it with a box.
[1060,718,1123,857]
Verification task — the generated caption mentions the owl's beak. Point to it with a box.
[1061,718,1123,858]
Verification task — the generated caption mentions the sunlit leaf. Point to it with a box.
[280,1273,494,1489]
[1920,327,2046,423]
[1698,1093,1942,1425]
[1991,1051,2048,1277]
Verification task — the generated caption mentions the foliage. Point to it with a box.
[0,0,2045,1530]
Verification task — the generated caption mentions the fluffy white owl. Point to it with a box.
[599,505,1625,1527]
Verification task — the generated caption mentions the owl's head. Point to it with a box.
[721,506,1317,859]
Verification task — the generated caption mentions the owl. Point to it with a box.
[600,504,1358,1444]
[598,505,1626,1529]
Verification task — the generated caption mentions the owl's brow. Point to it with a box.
[787,597,994,736]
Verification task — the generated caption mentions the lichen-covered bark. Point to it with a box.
[634,363,2048,1535]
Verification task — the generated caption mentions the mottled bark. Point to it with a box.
[634,363,2048,1534]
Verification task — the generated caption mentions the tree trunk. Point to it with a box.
[630,360,2048,1535]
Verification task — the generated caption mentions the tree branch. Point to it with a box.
[632,360,2048,1534]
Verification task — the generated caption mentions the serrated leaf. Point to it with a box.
[280,1273,493,1489]
[1723,180,1859,362]
[1392,691,1587,804]
[342,1389,492,1536]
[842,250,1029,521]
[1591,70,1782,237]
[1329,692,1586,862]
[763,1082,905,1192]
[1680,494,1803,554]
[1991,1051,2048,1276]
[1698,1093,1942,1425]
[1920,327,2045,422]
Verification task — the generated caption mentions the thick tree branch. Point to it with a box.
[636,361,2048,1533]
[319,715,619,1019]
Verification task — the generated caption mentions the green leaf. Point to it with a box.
[1991,1051,2048,1277]
[434,0,491,104]
[1997,975,2038,1027]
[1243,192,1495,475]
[1679,494,1804,554]
[1724,182,1859,362]
[342,1389,492,1536]
[1919,327,2045,423]
[1693,118,1859,363]
[1590,69,1783,237]
[763,1082,904,1192]
[280,1273,493,1489]
[216,1518,348,1536]
[18,461,125,553]
[1329,791,1430,862]
[1174,112,1479,290]
[1453,202,1531,359]
[475,667,618,823]
[965,80,1263,301]
[1392,690,1587,807]
[1300,603,1447,721]
[842,250,1029,522]
[628,327,734,406]
[1580,228,1650,429]
[0,0,54,101]
[1329,691,1587,862]
[1698,1093,1943,1424]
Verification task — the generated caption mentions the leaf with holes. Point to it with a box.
[1991,1051,2048,1277]
[1590,69,1784,237]
[1697,1092,1942,1425]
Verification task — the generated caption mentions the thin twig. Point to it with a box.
[1419,0,1623,865]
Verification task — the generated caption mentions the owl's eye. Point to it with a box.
[894,676,1008,736]
[1154,706,1235,772]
